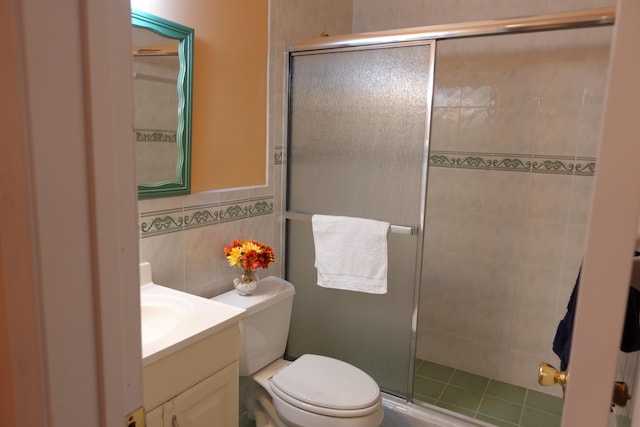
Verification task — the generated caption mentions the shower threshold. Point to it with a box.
[382,393,492,427]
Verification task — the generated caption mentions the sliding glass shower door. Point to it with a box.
[284,42,434,398]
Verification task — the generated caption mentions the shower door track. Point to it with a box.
[285,7,614,53]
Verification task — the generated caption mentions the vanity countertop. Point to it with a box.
[140,283,245,366]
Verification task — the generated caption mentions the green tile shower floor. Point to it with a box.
[414,359,563,427]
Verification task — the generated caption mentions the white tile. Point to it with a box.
[439,294,477,338]
[484,170,530,218]
[492,106,538,154]
[511,307,557,354]
[429,107,459,150]
[497,55,543,107]
[538,50,589,107]
[562,222,588,272]
[516,265,562,315]
[522,220,567,269]
[476,214,526,262]
[447,168,490,213]
[395,0,432,28]
[568,175,594,225]
[473,259,520,306]
[526,174,573,223]
[535,106,581,156]
[457,107,495,152]
[139,232,185,290]
[473,299,515,345]
[577,103,604,158]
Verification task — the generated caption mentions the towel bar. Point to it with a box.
[283,211,418,236]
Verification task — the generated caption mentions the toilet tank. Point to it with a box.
[212,276,295,376]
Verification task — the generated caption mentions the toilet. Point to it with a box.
[212,276,384,427]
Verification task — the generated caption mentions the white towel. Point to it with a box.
[311,214,390,294]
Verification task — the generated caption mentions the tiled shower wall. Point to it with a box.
[137,1,353,298]
[353,0,617,395]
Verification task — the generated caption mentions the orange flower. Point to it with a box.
[224,239,275,271]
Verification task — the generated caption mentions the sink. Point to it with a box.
[140,293,194,346]
[140,282,245,365]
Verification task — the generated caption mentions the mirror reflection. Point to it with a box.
[131,10,193,199]
[133,29,179,184]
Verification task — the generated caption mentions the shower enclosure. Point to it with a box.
[284,41,434,397]
[282,6,633,426]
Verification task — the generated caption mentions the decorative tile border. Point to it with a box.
[429,150,596,176]
[135,128,177,143]
[139,196,274,238]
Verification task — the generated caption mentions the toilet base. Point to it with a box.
[243,382,287,427]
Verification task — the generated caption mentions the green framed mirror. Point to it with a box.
[132,10,193,199]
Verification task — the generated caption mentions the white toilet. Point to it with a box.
[212,276,384,427]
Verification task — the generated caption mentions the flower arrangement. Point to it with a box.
[224,239,275,280]
[224,239,275,295]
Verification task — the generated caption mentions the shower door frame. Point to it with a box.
[282,39,436,399]
[281,5,616,407]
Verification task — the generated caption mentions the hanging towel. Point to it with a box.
[553,252,640,371]
[311,214,390,294]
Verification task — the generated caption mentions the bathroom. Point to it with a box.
[3,0,640,426]
[136,0,630,424]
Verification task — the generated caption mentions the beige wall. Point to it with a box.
[131,0,269,191]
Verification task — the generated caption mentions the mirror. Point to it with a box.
[132,10,193,199]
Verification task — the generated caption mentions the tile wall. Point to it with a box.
[353,0,618,397]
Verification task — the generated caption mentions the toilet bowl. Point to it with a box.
[212,276,383,427]
[253,355,383,427]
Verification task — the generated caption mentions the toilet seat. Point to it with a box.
[270,354,381,417]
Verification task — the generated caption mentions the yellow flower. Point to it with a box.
[226,247,244,267]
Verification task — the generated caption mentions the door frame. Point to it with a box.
[3,0,640,425]
[1,0,142,425]
[563,0,640,425]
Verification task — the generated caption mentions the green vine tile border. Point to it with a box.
[139,196,274,238]
[135,128,177,143]
[430,150,596,176]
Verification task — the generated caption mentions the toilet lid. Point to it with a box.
[270,354,380,411]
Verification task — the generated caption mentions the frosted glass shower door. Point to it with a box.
[285,42,434,398]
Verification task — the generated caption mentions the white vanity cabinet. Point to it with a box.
[143,324,241,427]
[148,363,237,427]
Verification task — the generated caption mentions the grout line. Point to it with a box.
[518,389,528,427]
[473,377,492,418]
[434,368,454,404]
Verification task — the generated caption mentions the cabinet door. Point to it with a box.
[168,362,239,427]
[146,406,163,427]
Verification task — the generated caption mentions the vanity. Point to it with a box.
[140,263,245,427]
